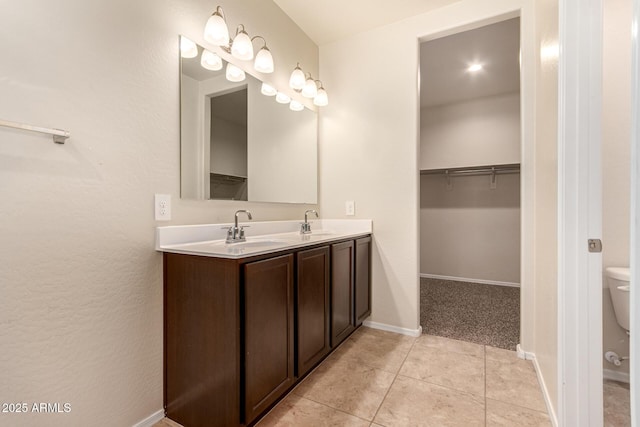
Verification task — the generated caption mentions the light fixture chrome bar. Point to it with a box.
[0,119,70,144]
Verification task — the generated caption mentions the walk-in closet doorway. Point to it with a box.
[418,17,522,350]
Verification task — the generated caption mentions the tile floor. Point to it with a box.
[604,379,631,427]
[155,327,550,426]
[257,327,550,426]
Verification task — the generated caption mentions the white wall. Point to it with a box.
[531,0,559,414]
[420,173,521,284]
[319,0,535,334]
[0,1,318,426]
[318,0,559,417]
[602,0,632,378]
[420,92,521,170]
[210,116,247,177]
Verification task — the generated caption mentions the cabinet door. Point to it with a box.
[244,254,294,424]
[331,241,355,347]
[355,236,372,326]
[296,246,331,377]
[164,253,240,427]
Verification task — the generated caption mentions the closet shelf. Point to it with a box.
[420,164,520,177]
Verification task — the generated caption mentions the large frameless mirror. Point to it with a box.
[180,37,318,204]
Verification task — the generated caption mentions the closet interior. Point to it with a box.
[419,17,521,350]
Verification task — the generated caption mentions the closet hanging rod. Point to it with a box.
[0,119,70,144]
[420,164,520,176]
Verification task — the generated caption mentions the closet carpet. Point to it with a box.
[420,277,520,350]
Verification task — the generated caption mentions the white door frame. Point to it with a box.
[630,0,639,422]
[557,0,604,425]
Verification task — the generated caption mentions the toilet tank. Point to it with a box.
[606,267,630,331]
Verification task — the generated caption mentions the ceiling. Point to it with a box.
[273,0,461,46]
[420,17,520,108]
[273,2,520,108]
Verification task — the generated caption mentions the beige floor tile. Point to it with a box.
[399,344,485,397]
[293,357,396,420]
[486,347,546,412]
[486,399,551,426]
[329,327,415,373]
[604,380,631,427]
[414,334,485,358]
[256,394,370,427]
[485,345,518,362]
[374,375,485,427]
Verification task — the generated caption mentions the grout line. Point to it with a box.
[293,395,373,423]
[369,335,418,423]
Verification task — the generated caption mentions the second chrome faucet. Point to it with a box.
[300,209,318,234]
[226,210,252,243]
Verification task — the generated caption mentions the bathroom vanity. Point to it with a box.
[156,220,372,426]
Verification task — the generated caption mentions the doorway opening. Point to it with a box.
[418,17,522,350]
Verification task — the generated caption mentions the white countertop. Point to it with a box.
[156,219,372,259]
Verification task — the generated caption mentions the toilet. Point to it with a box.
[606,267,631,333]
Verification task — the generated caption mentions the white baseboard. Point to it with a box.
[604,368,630,384]
[132,409,164,427]
[420,273,520,288]
[530,354,559,427]
[516,344,535,360]
[362,320,423,337]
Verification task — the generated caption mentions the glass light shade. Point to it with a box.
[289,100,304,111]
[275,92,291,104]
[200,50,222,71]
[225,63,246,82]
[203,13,229,46]
[261,83,277,96]
[254,47,274,73]
[231,31,254,60]
[289,66,306,90]
[313,88,329,106]
[301,78,318,98]
[180,37,198,58]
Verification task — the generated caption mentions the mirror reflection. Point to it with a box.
[180,38,318,204]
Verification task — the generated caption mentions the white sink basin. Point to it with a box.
[156,219,372,259]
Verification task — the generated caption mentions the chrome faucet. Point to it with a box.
[226,210,252,243]
[300,209,318,234]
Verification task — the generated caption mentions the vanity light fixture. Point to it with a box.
[253,37,274,73]
[275,92,291,104]
[261,83,277,96]
[313,81,329,106]
[203,6,274,74]
[200,49,223,71]
[180,36,198,58]
[289,63,306,90]
[289,100,304,111]
[301,74,318,98]
[226,62,246,82]
[289,64,329,106]
[230,25,253,60]
[204,6,230,46]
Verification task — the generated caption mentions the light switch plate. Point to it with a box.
[155,194,172,221]
[345,200,355,216]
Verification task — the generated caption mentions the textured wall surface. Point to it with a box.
[0,1,317,426]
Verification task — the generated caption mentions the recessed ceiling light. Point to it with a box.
[467,63,483,73]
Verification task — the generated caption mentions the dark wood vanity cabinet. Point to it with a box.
[163,235,370,427]
[243,255,295,424]
[354,236,372,326]
[296,246,331,377]
[164,254,240,427]
[330,241,356,347]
